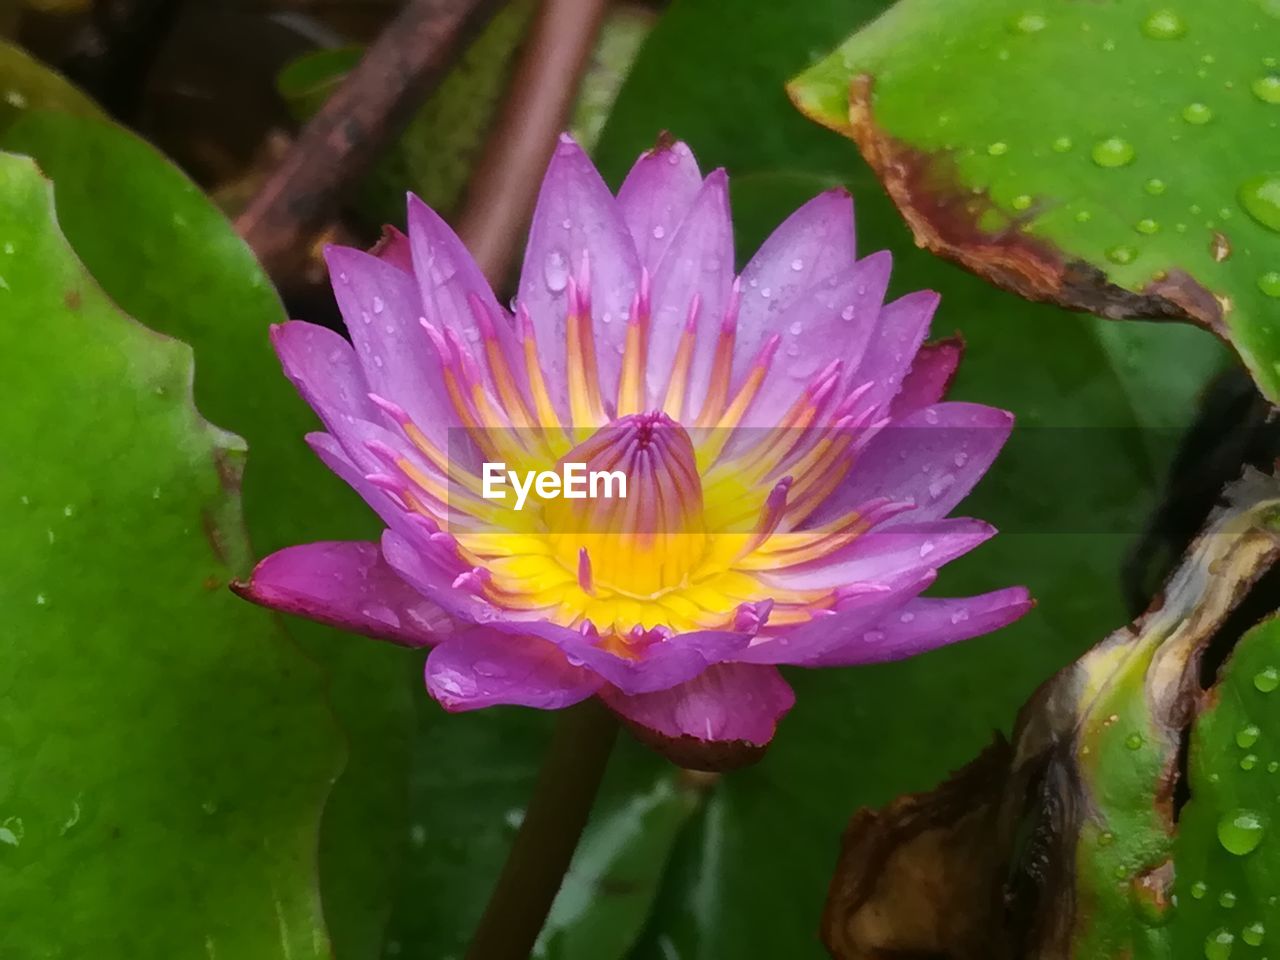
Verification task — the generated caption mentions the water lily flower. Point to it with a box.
[234,134,1031,770]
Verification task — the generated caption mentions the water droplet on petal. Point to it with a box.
[1258,271,1280,297]
[652,225,666,240]
[372,296,385,314]
[841,305,855,321]
[543,250,569,293]
[790,258,804,271]
[788,321,803,335]
[919,540,936,558]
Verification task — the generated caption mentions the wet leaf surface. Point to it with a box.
[792,0,1280,401]
[0,150,341,958]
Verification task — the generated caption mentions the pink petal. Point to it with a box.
[271,321,378,423]
[731,189,856,377]
[602,663,795,770]
[651,169,734,411]
[760,518,996,591]
[232,541,450,647]
[616,137,704,271]
[890,337,964,417]
[852,289,940,413]
[804,587,1034,666]
[807,403,1013,528]
[517,134,640,420]
[370,225,414,273]
[425,628,601,710]
[380,528,495,625]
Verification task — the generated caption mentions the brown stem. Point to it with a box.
[464,698,619,960]
[454,0,611,287]
[235,0,502,272]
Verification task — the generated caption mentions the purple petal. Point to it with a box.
[517,134,640,420]
[602,662,795,761]
[232,541,450,647]
[732,189,856,376]
[890,337,963,417]
[803,587,1034,666]
[650,170,734,410]
[371,225,414,273]
[271,321,378,423]
[806,403,1013,528]
[760,518,996,591]
[380,528,495,624]
[479,618,755,695]
[406,195,528,402]
[425,628,601,710]
[852,290,940,413]
[325,245,463,455]
[617,137,704,272]
[735,251,892,424]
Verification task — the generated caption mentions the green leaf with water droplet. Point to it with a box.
[0,151,342,957]
[1168,614,1280,956]
[791,0,1280,402]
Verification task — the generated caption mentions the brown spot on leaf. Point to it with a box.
[64,288,82,310]
[1210,231,1231,263]
[844,75,1229,341]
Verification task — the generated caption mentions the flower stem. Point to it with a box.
[464,698,619,960]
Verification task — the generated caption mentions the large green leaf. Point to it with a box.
[594,1,1229,956]
[0,47,412,955]
[0,150,340,957]
[792,0,1280,401]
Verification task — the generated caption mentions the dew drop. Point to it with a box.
[1191,881,1208,899]
[1243,922,1265,947]
[1145,178,1167,195]
[1107,244,1139,265]
[1010,12,1047,33]
[864,630,885,643]
[1217,809,1265,855]
[954,452,968,467]
[900,612,916,623]
[1051,135,1074,153]
[950,608,970,625]
[1253,75,1280,104]
[1258,271,1280,297]
[1238,174,1280,232]
[841,305,856,321]
[1241,753,1258,771]
[372,296,385,314]
[1092,137,1136,167]
[1254,666,1280,692]
[1219,890,1238,908]
[652,225,666,240]
[360,310,372,325]
[1011,194,1033,211]
[987,141,1009,156]
[0,817,23,847]
[2,242,12,254]
[790,258,804,271]
[561,218,572,230]
[1204,929,1233,960]
[919,541,936,558]
[1182,102,1214,125]
[1075,209,1093,223]
[1236,724,1261,748]
[1136,218,1160,235]
[543,250,569,293]
[788,321,803,335]
[760,287,772,299]
[1098,830,1115,846]
[1141,9,1187,39]
[1126,732,1145,750]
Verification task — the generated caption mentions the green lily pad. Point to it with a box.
[0,151,340,957]
[1171,613,1280,958]
[791,0,1280,402]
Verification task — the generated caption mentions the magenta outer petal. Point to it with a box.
[479,618,756,695]
[807,403,1014,528]
[425,629,602,711]
[616,138,703,271]
[380,528,495,624]
[760,518,996,592]
[517,134,640,420]
[731,189,856,382]
[602,662,795,747]
[852,289,940,413]
[271,322,378,424]
[803,587,1034,667]
[890,338,963,417]
[232,541,450,647]
[649,170,734,411]
[371,225,414,272]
